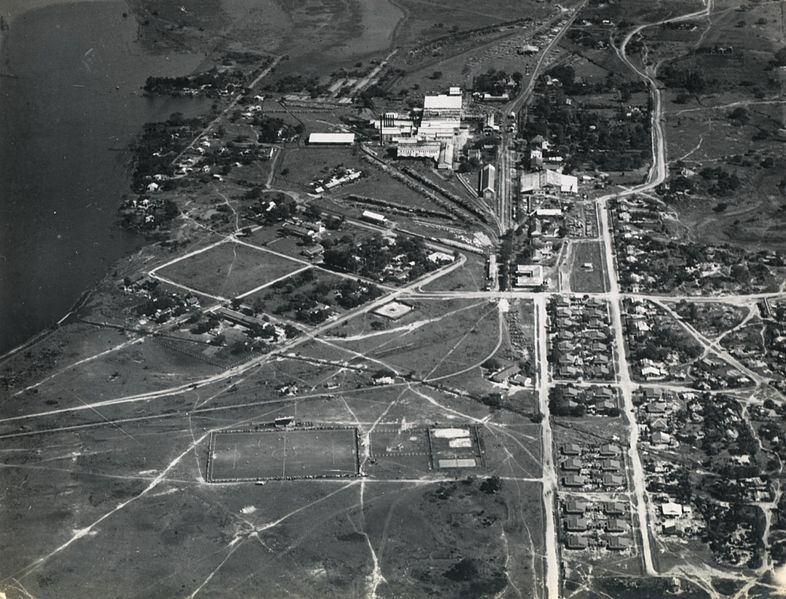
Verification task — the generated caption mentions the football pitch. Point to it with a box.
[207,428,359,482]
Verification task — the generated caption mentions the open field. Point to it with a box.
[155,241,306,299]
[208,427,359,481]
[329,298,501,380]
[569,241,608,293]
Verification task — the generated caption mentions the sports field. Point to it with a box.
[208,428,359,481]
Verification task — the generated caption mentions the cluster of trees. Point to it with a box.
[252,115,302,143]
[473,68,523,95]
[135,289,190,323]
[130,115,204,191]
[524,85,650,172]
[699,167,741,196]
[143,68,246,97]
[620,235,775,293]
[264,74,328,97]
[322,234,436,282]
[245,191,297,224]
[660,64,712,95]
[628,318,703,363]
[119,196,179,232]
[262,269,383,324]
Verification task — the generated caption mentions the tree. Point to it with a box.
[775,46,786,66]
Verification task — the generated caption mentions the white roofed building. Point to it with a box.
[397,141,442,163]
[308,132,355,145]
[479,164,496,201]
[521,170,578,194]
[423,94,463,116]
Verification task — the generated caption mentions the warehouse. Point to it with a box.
[307,132,356,145]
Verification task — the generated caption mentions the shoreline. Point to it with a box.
[0,0,208,354]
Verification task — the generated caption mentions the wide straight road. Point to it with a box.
[534,295,560,599]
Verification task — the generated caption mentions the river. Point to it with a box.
[0,1,212,353]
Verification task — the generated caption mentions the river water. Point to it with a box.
[0,1,208,353]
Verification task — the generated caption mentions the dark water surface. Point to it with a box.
[0,1,208,353]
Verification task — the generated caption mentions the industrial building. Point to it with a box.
[373,89,465,170]
[520,169,578,194]
[307,132,356,145]
[479,164,496,201]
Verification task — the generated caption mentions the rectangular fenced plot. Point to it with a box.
[208,428,359,482]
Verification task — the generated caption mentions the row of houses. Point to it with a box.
[549,296,615,381]
[550,384,620,417]
[560,497,633,552]
[559,442,625,491]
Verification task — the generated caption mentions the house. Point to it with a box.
[565,500,589,514]
[280,222,311,240]
[604,502,626,516]
[558,353,578,366]
[602,474,624,488]
[599,444,620,457]
[606,535,632,551]
[491,364,521,383]
[562,457,583,471]
[558,366,579,378]
[561,443,581,456]
[651,431,672,445]
[606,518,629,533]
[661,502,683,518]
[641,365,664,380]
[513,264,544,288]
[596,400,617,413]
[563,474,586,487]
[300,244,324,261]
[566,534,588,550]
[479,164,496,201]
[602,459,621,471]
[565,516,589,532]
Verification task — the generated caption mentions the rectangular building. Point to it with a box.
[308,132,356,145]
[521,170,578,194]
[479,164,496,201]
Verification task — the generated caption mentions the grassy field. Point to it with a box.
[569,241,608,293]
[331,299,500,380]
[0,319,549,598]
[156,241,306,299]
[273,146,364,192]
[208,428,358,481]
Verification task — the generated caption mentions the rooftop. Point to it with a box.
[423,94,463,111]
[308,132,356,144]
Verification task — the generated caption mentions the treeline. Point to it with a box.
[143,68,247,96]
